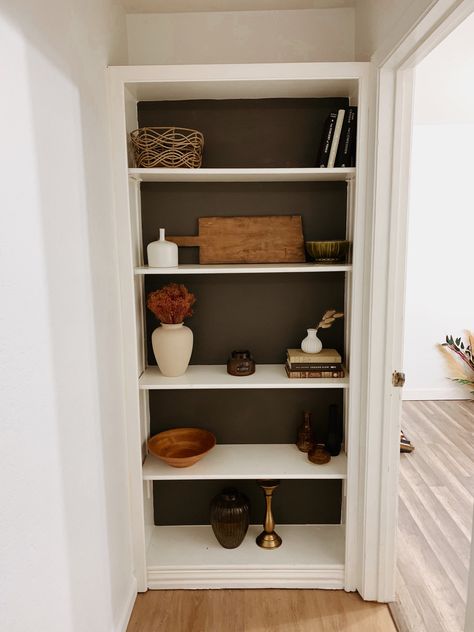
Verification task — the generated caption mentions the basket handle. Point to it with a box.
[167,235,201,247]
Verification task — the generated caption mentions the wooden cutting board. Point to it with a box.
[167,215,305,264]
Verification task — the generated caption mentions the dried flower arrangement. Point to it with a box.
[315,309,344,331]
[439,332,474,395]
[147,283,196,324]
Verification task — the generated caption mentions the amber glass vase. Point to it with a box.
[210,488,250,549]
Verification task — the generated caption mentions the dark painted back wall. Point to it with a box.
[137,97,348,168]
[139,98,347,526]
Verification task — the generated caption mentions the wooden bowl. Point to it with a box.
[148,428,216,468]
[305,240,350,263]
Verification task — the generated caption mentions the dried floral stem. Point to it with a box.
[147,283,196,324]
[315,309,344,332]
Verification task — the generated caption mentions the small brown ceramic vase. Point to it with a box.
[308,443,331,464]
[227,350,256,376]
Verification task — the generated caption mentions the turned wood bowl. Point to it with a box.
[148,428,216,468]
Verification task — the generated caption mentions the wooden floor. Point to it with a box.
[127,589,397,632]
[391,400,474,632]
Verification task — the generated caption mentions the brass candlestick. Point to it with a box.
[256,479,282,549]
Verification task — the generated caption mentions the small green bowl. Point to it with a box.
[305,240,351,263]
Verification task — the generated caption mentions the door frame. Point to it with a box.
[364,0,474,602]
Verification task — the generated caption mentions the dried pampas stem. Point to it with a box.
[316,309,344,332]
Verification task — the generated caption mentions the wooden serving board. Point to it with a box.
[167,215,305,264]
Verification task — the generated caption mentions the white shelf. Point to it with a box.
[129,167,355,183]
[135,263,351,275]
[143,445,347,480]
[139,364,349,390]
[147,524,345,589]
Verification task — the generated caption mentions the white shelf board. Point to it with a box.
[147,524,345,589]
[143,445,347,480]
[135,263,351,275]
[129,167,355,182]
[139,365,349,390]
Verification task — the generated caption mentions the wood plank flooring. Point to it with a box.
[391,400,474,632]
[127,589,397,632]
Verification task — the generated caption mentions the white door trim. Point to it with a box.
[364,0,474,603]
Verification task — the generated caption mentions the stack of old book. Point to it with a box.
[286,348,344,379]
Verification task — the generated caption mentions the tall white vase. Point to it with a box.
[147,228,178,268]
[152,323,193,377]
[301,328,323,354]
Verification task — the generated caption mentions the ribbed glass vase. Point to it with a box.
[210,488,250,549]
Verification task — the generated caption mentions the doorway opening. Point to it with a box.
[387,11,474,632]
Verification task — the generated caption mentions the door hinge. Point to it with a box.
[392,371,406,387]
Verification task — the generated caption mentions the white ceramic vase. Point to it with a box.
[301,328,322,354]
[147,228,178,268]
[152,323,193,377]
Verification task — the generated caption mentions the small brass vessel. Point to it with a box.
[256,480,282,549]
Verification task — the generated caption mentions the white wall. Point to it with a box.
[0,2,135,631]
[127,8,355,64]
[355,0,435,60]
[403,12,474,401]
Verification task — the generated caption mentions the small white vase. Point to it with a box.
[301,328,322,354]
[152,323,193,377]
[147,228,178,268]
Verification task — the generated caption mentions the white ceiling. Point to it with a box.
[122,0,355,13]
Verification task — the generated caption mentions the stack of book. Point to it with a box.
[286,348,344,379]
[316,107,357,168]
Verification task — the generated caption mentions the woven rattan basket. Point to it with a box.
[130,126,204,168]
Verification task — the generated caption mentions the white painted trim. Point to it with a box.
[365,0,474,604]
[108,72,148,593]
[403,388,471,401]
[147,568,344,590]
[116,578,137,632]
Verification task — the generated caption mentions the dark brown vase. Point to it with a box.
[210,487,250,549]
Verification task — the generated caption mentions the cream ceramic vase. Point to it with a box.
[152,323,193,377]
[301,328,323,354]
[147,228,178,268]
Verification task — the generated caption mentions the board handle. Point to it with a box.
[166,236,201,247]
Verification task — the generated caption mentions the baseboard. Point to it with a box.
[117,576,137,632]
[403,387,470,401]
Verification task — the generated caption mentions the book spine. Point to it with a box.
[287,363,342,371]
[316,112,337,167]
[335,107,357,168]
[285,366,345,379]
[327,109,345,168]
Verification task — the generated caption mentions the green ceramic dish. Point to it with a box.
[305,240,351,263]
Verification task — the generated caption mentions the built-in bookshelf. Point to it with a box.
[109,62,369,592]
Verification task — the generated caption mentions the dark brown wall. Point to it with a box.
[138,97,348,168]
[154,479,342,526]
[149,389,343,444]
[141,181,347,265]
[140,98,347,527]
[145,273,345,365]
